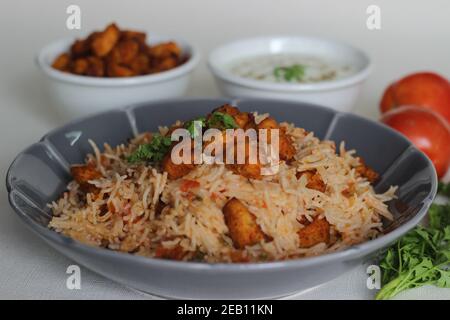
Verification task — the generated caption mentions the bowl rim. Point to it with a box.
[208,35,373,92]
[36,35,201,87]
[5,97,437,272]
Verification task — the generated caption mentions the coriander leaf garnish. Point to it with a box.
[429,203,450,230]
[438,181,450,197]
[207,112,238,130]
[376,203,450,300]
[184,117,206,138]
[274,64,305,82]
[127,134,172,164]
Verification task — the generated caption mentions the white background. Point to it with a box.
[0,0,449,299]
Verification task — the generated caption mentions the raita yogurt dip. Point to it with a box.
[229,54,355,84]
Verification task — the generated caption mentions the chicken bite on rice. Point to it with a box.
[223,198,269,249]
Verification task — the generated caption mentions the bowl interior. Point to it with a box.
[7,98,436,258]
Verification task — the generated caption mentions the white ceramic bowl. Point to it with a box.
[208,36,372,112]
[37,35,200,119]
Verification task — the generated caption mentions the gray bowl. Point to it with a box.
[6,98,437,299]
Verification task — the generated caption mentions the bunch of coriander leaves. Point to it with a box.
[376,182,450,300]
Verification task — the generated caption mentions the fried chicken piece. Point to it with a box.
[116,40,139,64]
[228,162,262,180]
[223,198,267,249]
[207,106,261,179]
[51,53,71,71]
[150,57,178,73]
[296,170,327,193]
[161,137,197,180]
[211,104,251,129]
[243,113,257,131]
[213,104,240,116]
[161,150,195,180]
[298,217,330,248]
[71,58,89,75]
[70,38,92,58]
[91,23,120,57]
[227,131,262,180]
[147,41,181,60]
[70,163,102,193]
[120,30,146,45]
[257,117,295,161]
[155,245,186,261]
[147,42,183,73]
[86,56,104,77]
[257,117,278,131]
[106,63,136,77]
[70,40,89,57]
[278,128,296,161]
[106,47,121,65]
[233,112,252,129]
[129,53,150,74]
[355,158,379,184]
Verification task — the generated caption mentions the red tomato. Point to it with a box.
[380,72,450,124]
[380,106,450,178]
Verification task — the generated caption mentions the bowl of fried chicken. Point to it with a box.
[37,23,200,119]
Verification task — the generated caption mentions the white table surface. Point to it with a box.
[0,0,449,300]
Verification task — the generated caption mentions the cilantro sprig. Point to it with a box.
[183,112,238,138]
[438,181,450,197]
[207,112,238,130]
[127,134,172,164]
[376,203,450,300]
[274,64,305,82]
[184,117,206,138]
